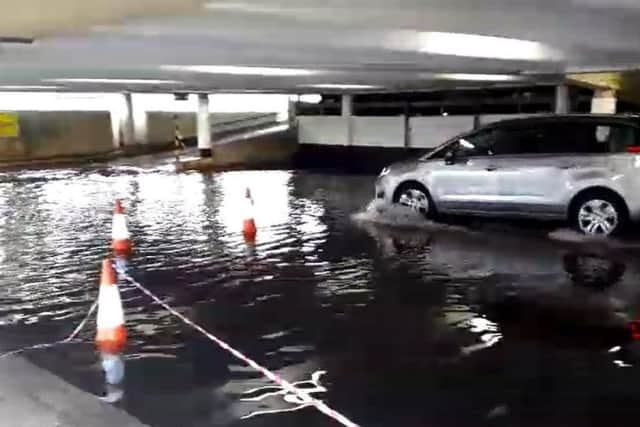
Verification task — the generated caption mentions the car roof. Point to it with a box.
[484,114,640,128]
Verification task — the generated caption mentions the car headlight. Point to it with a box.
[379,167,390,177]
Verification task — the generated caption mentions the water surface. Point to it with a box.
[1,161,640,426]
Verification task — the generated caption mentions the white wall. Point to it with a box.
[298,114,542,149]
[408,116,474,148]
[352,116,405,147]
[298,116,350,145]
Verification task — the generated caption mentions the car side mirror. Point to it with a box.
[444,150,456,165]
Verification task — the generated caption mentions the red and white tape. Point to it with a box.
[0,298,99,359]
[118,269,360,427]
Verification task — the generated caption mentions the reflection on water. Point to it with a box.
[239,369,327,420]
[2,165,640,426]
[100,352,125,404]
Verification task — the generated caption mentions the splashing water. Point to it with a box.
[351,199,464,232]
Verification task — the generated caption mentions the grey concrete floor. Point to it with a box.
[0,355,146,427]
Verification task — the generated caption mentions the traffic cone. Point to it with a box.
[112,200,131,255]
[95,259,127,355]
[243,188,257,242]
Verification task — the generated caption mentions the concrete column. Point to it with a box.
[341,94,353,117]
[288,96,297,127]
[555,84,569,114]
[110,111,121,149]
[403,101,410,148]
[591,89,617,114]
[197,94,212,157]
[121,93,135,147]
[342,94,353,146]
[133,108,148,145]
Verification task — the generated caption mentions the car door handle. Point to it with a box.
[559,164,577,170]
[485,166,498,171]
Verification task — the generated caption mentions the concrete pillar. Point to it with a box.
[341,94,353,117]
[342,94,353,146]
[403,101,410,148]
[133,108,148,145]
[110,111,121,149]
[591,89,617,114]
[288,96,297,127]
[555,84,569,114]
[197,94,212,157]
[121,93,135,147]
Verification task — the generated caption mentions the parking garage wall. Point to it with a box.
[145,112,256,145]
[0,110,278,164]
[298,115,480,149]
[294,85,598,172]
[0,111,113,162]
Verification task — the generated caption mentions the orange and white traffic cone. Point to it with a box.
[243,188,257,242]
[95,259,127,355]
[112,200,131,255]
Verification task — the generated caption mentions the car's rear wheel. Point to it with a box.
[393,182,436,218]
[571,191,627,236]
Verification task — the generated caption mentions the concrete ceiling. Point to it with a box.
[1,0,640,93]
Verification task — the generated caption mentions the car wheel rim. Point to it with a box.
[578,199,618,236]
[398,189,429,214]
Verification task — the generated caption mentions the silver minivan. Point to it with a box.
[375,114,640,236]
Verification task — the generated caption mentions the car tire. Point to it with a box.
[571,191,627,237]
[393,182,436,219]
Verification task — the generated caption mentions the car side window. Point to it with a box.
[454,129,496,157]
[430,121,639,159]
[489,126,545,155]
[537,122,637,154]
[546,123,608,153]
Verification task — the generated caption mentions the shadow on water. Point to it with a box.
[354,218,640,426]
[3,165,640,426]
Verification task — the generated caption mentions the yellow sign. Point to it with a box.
[0,113,19,138]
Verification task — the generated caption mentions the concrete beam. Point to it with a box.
[2,0,203,38]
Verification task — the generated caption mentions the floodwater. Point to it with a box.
[2,158,640,426]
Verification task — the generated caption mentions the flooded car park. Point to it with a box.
[2,161,640,426]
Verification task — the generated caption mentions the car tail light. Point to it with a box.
[626,146,640,153]
[628,320,640,340]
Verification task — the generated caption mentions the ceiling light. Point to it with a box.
[0,85,65,90]
[161,65,319,77]
[44,78,181,85]
[433,73,523,82]
[418,32,559,61]
[302,84,381,90]
[298,94,322,104]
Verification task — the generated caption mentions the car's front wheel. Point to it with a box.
[572,192,627,237]
[393,182,436,219]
